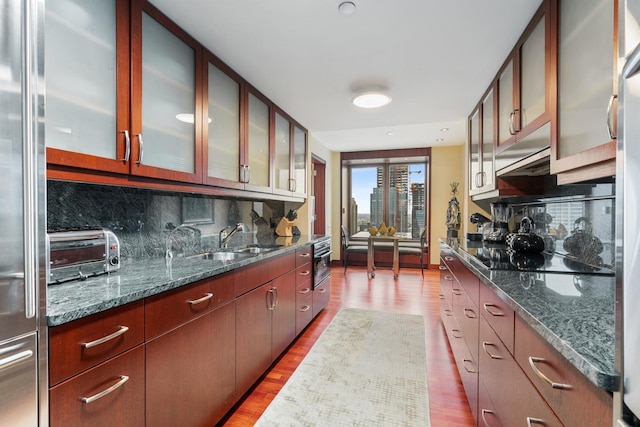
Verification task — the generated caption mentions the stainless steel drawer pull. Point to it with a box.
[444,309,453,317]
[452,288,462,295]
[188,293,213,305]
[483,303,505,317]
[439,265,447,271]
[481,409,499,427]
[299,253,311,258]
[451,328,463,339]
[0,350,33,371]
[299,305,311,312]
[82,326,129,349]
[482,341,503,359]
[464,308,477,318]
[444,275,453,280]
[438,294,444,300]
[299,270,311,276]
[528,356,573,390]
[526,417,546,426]
[462,358,477,373]
[444,256,454,261]
[299,287,311,294]
[317,288,327,294]
[81,375,129,404]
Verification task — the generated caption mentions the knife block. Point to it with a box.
[275,217,295,237]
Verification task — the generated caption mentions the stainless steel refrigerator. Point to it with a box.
[0,0,47,425]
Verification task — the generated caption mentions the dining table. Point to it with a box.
[353,231,411,279]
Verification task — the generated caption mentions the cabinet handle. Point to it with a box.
[607,95,617,140]
[464,308,477,319]
[444,274,453,280]
[272,287,279,309]
[81,375,129,404]
[481,171,487,187]
[508,109,520,135]
[462,358,477,373]
[451,328,463,339]
[316,287,327,294]
[438,265,447,271]
[483,303,505,317]
[299,270,311,277]
[528,356,573,390]
[299,287,311,294]
[266,289,274,310]
[188,293,213,306]
[299,305,311,312]
[444,309,453,317]
[121,130,131,162]
[299,252,311,258]
[0,350,33,371]
[82,326,129,349]
[135,134,144,164]
[444,256,454,261]
[526,417,547,426]
[481,409,499,427]
[452,288,462,295]
[482,341,503,359]
[245,165,250,183]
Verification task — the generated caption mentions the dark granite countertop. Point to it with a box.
[47,235,330,327]
[440,239,617,392]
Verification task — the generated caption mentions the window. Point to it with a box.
[342,149,429,241]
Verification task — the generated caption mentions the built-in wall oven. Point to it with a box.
[312,239,331,289]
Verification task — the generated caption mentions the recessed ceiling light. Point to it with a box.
[338,1,356,14]
[352,92,392,109]
[386,131,394,136]
[435,138,445,142]
[440,127,449,132]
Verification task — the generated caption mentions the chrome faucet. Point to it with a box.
[165,223,201,262]
[220,223,244,248]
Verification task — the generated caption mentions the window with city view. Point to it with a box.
[346,159,428,240]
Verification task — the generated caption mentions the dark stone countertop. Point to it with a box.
[440,239,617,392]
[47,235,329,327]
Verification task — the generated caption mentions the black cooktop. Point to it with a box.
[462,242,614,276]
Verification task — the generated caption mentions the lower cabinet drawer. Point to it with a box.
[312,278,330,317]
[480,316,562,427]
[514,316,613,426]
[296,293,313,335]
[480,283,515,354]
[49,345,144,427]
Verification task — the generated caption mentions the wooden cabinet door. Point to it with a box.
[45,0,131,174]
[552,0,616,182]
[129,1,203,183]
[235,282,272,398]
[50,346,144,427]
[145,301,236,427]
[271,271,296,360]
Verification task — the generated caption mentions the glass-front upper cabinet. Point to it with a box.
[552,0,616,182]
[292,125,307,196]
[130,3,202,183]
[481,88,495,193]
[246,90,271,190]
[203,56,243,189]
[469,107,481,195]
[274,111,292,194]
[496,0,556,151]
[45,0,131,174]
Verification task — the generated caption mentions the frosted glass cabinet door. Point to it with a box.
[558,0,614,159]
[498,60,514,147]
[207,62,241,183]
[274,112,292,192]
[141,12,195,174]
[247,92,270,188]
[293,125,307,195]
[481,89,495,191]
[469,108,480,193]
[520,16,546,129]
[45,0,117,159]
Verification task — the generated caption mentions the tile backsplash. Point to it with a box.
[47,180,292,260]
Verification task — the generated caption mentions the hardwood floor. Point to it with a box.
[219,266,475,426]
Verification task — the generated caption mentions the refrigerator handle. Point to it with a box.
[22,0,39,320]
[623,42,640,79]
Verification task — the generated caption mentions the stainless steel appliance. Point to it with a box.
[47,228,120,284]
[313,239,331,289]
[0,0,47,425]
[483,202,514,243]
[618,1,640,424]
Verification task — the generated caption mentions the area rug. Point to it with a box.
[255,307,430,426]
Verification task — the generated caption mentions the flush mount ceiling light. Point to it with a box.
[352,92,392,109]
[338,1,356,14]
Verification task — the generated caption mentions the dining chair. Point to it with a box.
[398,228,428,276]
[341,225,368,272]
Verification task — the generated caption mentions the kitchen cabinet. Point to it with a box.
[551,0,617,184]
[312,278,330,318]
[45,0,131,175]
[273,109,308,197]
[469,87,497,196]
[271,271,297,360]
[294,245,313,334]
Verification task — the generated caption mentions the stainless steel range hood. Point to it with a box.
[495,122,551,177]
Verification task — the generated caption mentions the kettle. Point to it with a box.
[508,217,545,253]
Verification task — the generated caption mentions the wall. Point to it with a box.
[429,144,466,266]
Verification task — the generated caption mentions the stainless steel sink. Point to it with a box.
[233,246,278,254]
[188,251,251,261]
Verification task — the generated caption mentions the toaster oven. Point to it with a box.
[47,228,120,284]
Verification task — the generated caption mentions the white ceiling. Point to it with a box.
[149,0,542,153]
